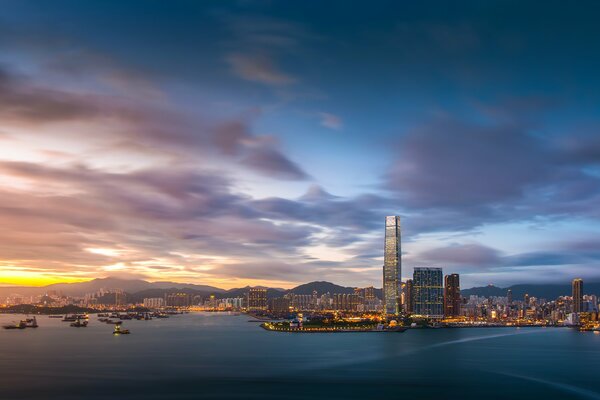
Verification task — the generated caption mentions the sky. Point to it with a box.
[1,1,600,289]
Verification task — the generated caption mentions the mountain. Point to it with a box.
[223,286,285,300]
[3,277,598,303]
[0,277,225,298]
[461,285,506,298]
[286,281,383,298]
[462,282,600,299]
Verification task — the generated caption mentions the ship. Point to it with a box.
[70,319,88,327]
[3,320,27,330]
[113,324,130,335]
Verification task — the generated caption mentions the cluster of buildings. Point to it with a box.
[1,216,598,328]
[384,216,462,319]
[247,286,383,314]
[382,216,599,325]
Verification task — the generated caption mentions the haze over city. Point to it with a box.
[2,1,600,290]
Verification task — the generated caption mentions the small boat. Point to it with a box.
[25,317,38,328]
[113,324,130,335]
[3,320,27,330]
[70,319,88,327]
[48,315,63,319]
[62,315,77,322]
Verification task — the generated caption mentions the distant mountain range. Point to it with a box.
[462,282,600,300]
[1,277,598,301]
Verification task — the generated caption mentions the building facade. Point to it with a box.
[247,288,268,311]
[573,278,583,313]
[404,279,413,313]
[444,274,461,317]
[383,216,401,315]
[413,267,444,318]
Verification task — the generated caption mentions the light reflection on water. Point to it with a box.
[0,312,598,400]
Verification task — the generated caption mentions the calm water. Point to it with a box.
[1,312,599,400]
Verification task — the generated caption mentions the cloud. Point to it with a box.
[419,243,502,267]
[241,147,309,180]
[385,110,600,236]
[227,53,296,86]
[318,112,343,130]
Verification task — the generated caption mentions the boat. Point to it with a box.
[62,315,77,322]
[48,315,63,318]
[25,317,38,328]
[70,319,88,327]
[3,320,27,330]
[113,324,130,335]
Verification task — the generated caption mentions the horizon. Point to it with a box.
[0,274,596,292]
[2,1,600,290]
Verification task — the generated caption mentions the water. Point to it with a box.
[1,312,599,400]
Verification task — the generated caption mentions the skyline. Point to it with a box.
[2,1,600,289]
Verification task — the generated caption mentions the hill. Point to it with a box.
[462,282,600,299]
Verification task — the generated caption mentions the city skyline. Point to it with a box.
[2,2,600,290]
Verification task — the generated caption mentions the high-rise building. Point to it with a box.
[404,279,414,313]
[413,267,444,318]
[507,289,513,305]
[143,297,164,308]
[444,274,460,317]
[383,216,401,315]
[573,278,583,313]
[269,297,290,313]
[247,288,268,311]
[165,293,192,307]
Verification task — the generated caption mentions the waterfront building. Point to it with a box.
[143,297,165,308]
[444,274,461,317]
[413,267,444,318]
[247,288,268,311]
[383,216,401,315]
[573,278,583,313]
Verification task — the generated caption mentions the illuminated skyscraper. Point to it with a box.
[573,278,583,313]
[247,288,267,311]
[383,216,401,315]
[444,274,460,317]
[413,267,444,318]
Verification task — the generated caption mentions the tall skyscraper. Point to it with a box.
[413,267,444,318]
[444,274,461,317]
[405,279,414,313]
[507,289,513,305]
[383,216,401,315]
[573,278,583,313]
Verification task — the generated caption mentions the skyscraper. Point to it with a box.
[247,288,267,311]
[404,279,414,313]
[507,289,513,305]
[573,278,583,313]
[444,274,460,317]
[383,216,401,315]
[413,267,444,318]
